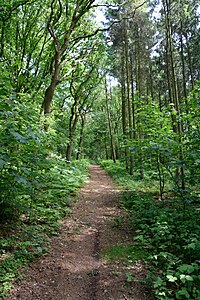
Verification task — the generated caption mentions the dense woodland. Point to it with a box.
[0,0,200,299]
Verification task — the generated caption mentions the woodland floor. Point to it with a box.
[7,165,154,300]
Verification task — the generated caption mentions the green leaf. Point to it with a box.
[166,275,178,282]
[158,292,166,296]
[37,247,43,253]
[178,264,195,274]
[0,159,6,169]
[10,131,29,144]
[180,274,194,283]
[126,273,134,283]
[154,277,165,288]
[15,176,27,185]
[176,288,190,299]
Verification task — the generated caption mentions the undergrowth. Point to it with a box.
[100,160,200,300]
[0,158,89,299]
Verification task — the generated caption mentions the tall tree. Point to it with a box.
[41,0,99,115]
[105,77,116,163]
[65,42,102,161]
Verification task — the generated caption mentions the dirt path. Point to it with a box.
[7,165,153,300]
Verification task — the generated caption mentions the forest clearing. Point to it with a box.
[0,0,200,299]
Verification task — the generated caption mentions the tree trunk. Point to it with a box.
[130,56,136,139]
[66,117,79,161]
[76,114,86,160]
[135,23,144,179]
[66,102,79,162]
[105,132,109,160]
[124,25,134,175]
[105,78,116,163]
[163,0,185,191]
[42,52,61,115]
[120,48,128,170]
[185,33,194,90]
[180,25,187,100]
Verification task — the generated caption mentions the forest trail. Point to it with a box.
[7,165,152,300]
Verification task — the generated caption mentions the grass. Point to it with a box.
[103,244,147,262]
[99,160,164,195]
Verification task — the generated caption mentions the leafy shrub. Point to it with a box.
[0,156,89,298]
[100,160,200,299]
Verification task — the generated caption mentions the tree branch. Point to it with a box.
[70,1,146,44]
[52,0,62,26]
[2,0,34,21]
[47,0,60,51]
[91,1,146,12]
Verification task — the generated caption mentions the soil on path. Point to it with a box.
[7,165,153,300]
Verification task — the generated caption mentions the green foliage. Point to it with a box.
[100,160,160,193]
[103,244,146,262]
[136,204,200,299]
[0,0,199,298]
[0,0,97,295]
[100,160,200,299]
[0,157,89,298]
[0,222,52,298]
[0,92,50,221]
[1,99,37,219]
[0,82,90,297]
[83,111,109,161]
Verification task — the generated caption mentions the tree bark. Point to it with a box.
[163,0,185,191]
[130,55,136,139]
[124,25,134,175]
[105,78,116,163]
[40,0,96,115]
[185,33,194,90]
[135,23,144,179]
[120,47,128,170]
[76,114,86,160]
[42,52,61,115]
[66,101,79,162]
